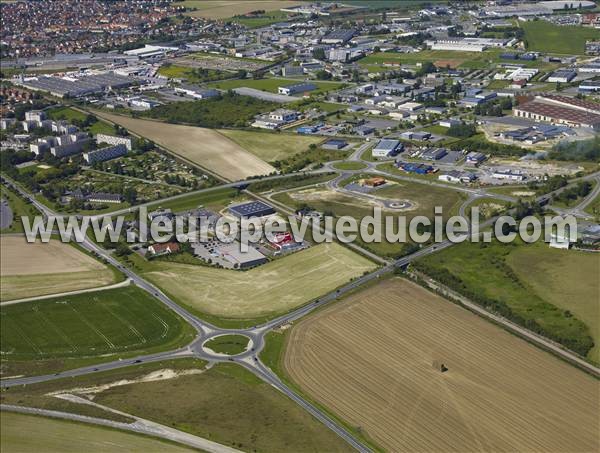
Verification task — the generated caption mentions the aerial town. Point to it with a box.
[0,1,599,452]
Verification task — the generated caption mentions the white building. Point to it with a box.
[95,134,132,151]
[372,139,402,158]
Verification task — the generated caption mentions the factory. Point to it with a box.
[18,72,135,98]
[513,95,600,130]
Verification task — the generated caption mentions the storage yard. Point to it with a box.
[284,278,599,452]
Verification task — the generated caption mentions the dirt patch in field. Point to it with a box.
[94,112,275,181]
[284,278,599,452]
[50,368,206,397]
[434,59,463,68]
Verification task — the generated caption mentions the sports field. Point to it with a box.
[218,129,323,162]
[93,112,275,181]
[521,20,600,55]
[207,77,345,94]
[415,240,599,362]
[0,286,194,364]
[141,243,376,321]
[284,278,599,452]
[359,49,503,70]
[175,1,307,19]
[0,413,194,453]
[0,237,116,301]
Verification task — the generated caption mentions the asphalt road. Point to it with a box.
[0,197,13,229]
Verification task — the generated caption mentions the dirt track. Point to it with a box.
[284,278,599,452]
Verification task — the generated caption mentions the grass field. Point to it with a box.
[1,185,39,234]
[284,278,599,452]
[93,112,275,181]
[217,129,323,162]
[0,285,195,376]
[204,334,249,355]
[143,187,239,214]
[0,413,194,453]
[1,358,350,452]
[0,237,117,301]
[584,193,600,219]
[415,240,599,362]
[359,49,504,70]
[175,0,307,19]
[505,241,600,362]
[521,20,600,55]
[139,243,376,323]
[273,176,465,258]
[207,77,345,94]
[46,107,117,135]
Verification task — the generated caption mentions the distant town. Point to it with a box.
[0,1,599,453]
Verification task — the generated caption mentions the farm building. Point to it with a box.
[229,201,276,219]
[372,139,403,158]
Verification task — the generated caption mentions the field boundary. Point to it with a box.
[0,279,132,306]
[407,270,600,378]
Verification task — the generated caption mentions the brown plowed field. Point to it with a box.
[284,278,599,452]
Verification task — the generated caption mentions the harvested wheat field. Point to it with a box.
[284,278,600,452]
[94,112,275,181]
[0,236,115,301]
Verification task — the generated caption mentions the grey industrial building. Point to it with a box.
[229,201,276,219]
[18,72,134,98]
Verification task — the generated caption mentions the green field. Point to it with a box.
[204,334,249,355]
[231,9,290,27]
[0,413,194,453]
[218,129,323,162]
[521,20,600,55]
[207,77,346,95]
[584,194,600,219]
[414,240,599,363]
[332,161,368,171]
[0,185,39,234]
[0,286,195,376]
[137,243,376,325]
[359,49,504,70]
[46,106,117,135]
[273,176,465,258]
[142,187,239,215]
[157,64,233,83]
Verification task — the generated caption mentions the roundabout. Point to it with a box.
[201,334,253,357]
